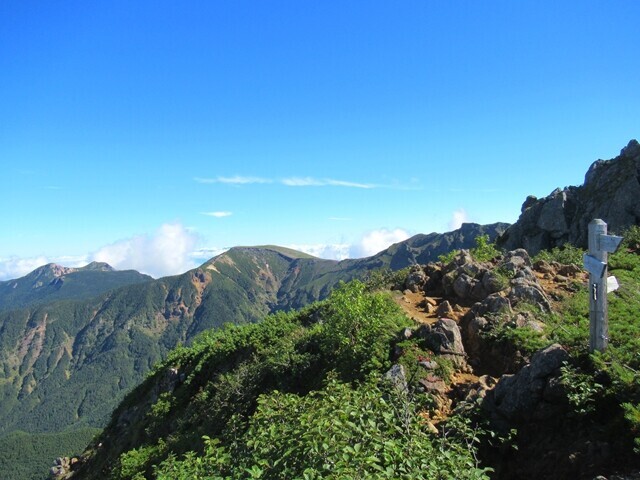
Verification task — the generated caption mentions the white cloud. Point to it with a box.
[0,255,89,281]
[286,243,351,260]
[448,208,470,231]
[324,179,374,189]
[195,174,422,190]
[190,247,229,261]
[194,176,272,185]
[92,223,199,278]
[0,256,51,281]
[281,177,374,188]
[281,177,324,187]
[349,228,411,258]
[201,211,232,218]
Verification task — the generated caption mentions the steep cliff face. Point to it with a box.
[498,139,640,255]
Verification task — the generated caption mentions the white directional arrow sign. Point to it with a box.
[583,253,606,278]
[599,234,623,253]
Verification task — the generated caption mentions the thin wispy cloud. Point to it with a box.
[281,177,324,187]
[281,177,374,188]
[194,176,272,185]
[201,211,233,218]
[195,175,416,190]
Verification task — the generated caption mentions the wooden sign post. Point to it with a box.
[583,219,623,352]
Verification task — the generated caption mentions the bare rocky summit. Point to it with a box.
[499,139,640,255]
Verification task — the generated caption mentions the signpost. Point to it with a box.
[583,219,623,352]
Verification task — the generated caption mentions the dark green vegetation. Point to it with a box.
[0,262,152,312]
[0,428,100,480]
[0,225,505,480]
[75,281,491,480]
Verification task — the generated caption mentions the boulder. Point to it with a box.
[418,318,470,371]
[484,344,569,424]
[384,364,408,393]
[435,300,454,318]
[508,277,552,312]
[405,266,427,292]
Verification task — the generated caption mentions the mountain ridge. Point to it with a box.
[0,222,506,441]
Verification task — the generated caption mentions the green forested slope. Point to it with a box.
[73,281,491,480]
[0,428,100,480]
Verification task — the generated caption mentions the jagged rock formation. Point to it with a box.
[498,139,640,255]
[483,343,569,426]
[369,222,509,270]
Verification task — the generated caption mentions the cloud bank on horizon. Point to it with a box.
[0,208,471,281]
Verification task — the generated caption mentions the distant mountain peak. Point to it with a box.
[80,261,115,272]
[32,263,76,278]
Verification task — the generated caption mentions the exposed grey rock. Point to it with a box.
[419,359,438,370]
[481,270,506,295]
[418,318,470,371]
[436,300,454,318]
[558,264,582,276]
[384,364,408,393]
[522,195,538,212]
[467,293,512,319]
[485,344,569,423]
[418,375,447,395]
[533,259,554,274]
[399,327,413,340]
[508,277,552,312]
[453,273,475,299]
[455,374,498,409]
[405,266,427,292]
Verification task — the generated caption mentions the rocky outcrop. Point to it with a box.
[499,140,640,255]
[483,344,569,426]
[416,318,471,372]
[50,456,79,478]
[369,222,510,270]
[400,248,558,376]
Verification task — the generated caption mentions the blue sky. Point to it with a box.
[1,1,638,279]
